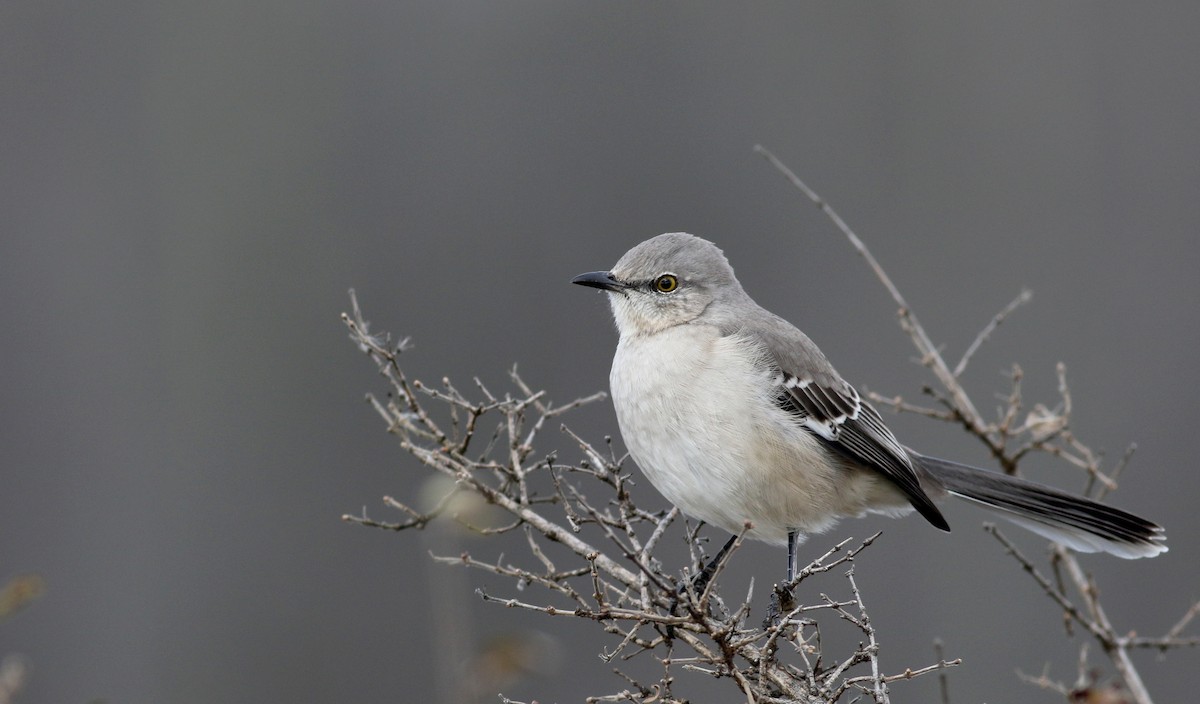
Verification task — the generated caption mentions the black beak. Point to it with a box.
[571,271,625,292]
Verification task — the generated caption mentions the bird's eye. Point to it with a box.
[653,274,679,293]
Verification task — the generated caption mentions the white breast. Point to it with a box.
[610,325,856,545]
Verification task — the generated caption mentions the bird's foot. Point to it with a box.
[668,569,713,617]
[664,571,718,640]
[669,534,736,615]
[762,582,797,629]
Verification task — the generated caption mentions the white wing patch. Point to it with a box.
[775,369,949,531]
[781,374,862,441]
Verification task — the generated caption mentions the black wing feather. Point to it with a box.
[779,372,950,532]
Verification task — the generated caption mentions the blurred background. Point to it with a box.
[2,3,1198,702]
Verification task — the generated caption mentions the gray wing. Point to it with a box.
[744,311,950,531]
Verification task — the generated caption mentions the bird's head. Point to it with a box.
[572,232,746,337]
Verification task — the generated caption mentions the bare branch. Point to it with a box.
[953,288,1033,378]
[1165,600,1200,643]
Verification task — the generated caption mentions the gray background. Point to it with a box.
[2,3,1198,702]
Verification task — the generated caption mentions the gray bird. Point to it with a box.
[572,232,1166,585]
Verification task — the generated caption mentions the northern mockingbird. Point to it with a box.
[573,232,1166,583]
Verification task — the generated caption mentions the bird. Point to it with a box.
[571,232,1166,587]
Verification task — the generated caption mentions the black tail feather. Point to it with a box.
[914,454,1167,559]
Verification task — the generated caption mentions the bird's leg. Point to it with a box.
[668,533,739,625]
[691,534,738,596]
[787,529,797,582]
[764,530,799,628]
[674,534,737,605]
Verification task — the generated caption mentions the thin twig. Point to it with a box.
[953,288,1033,377]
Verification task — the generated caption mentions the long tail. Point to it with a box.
[914,454,1167,559]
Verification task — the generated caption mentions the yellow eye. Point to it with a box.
[653,274,679,293]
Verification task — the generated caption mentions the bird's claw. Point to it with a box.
[763,582,797,629]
